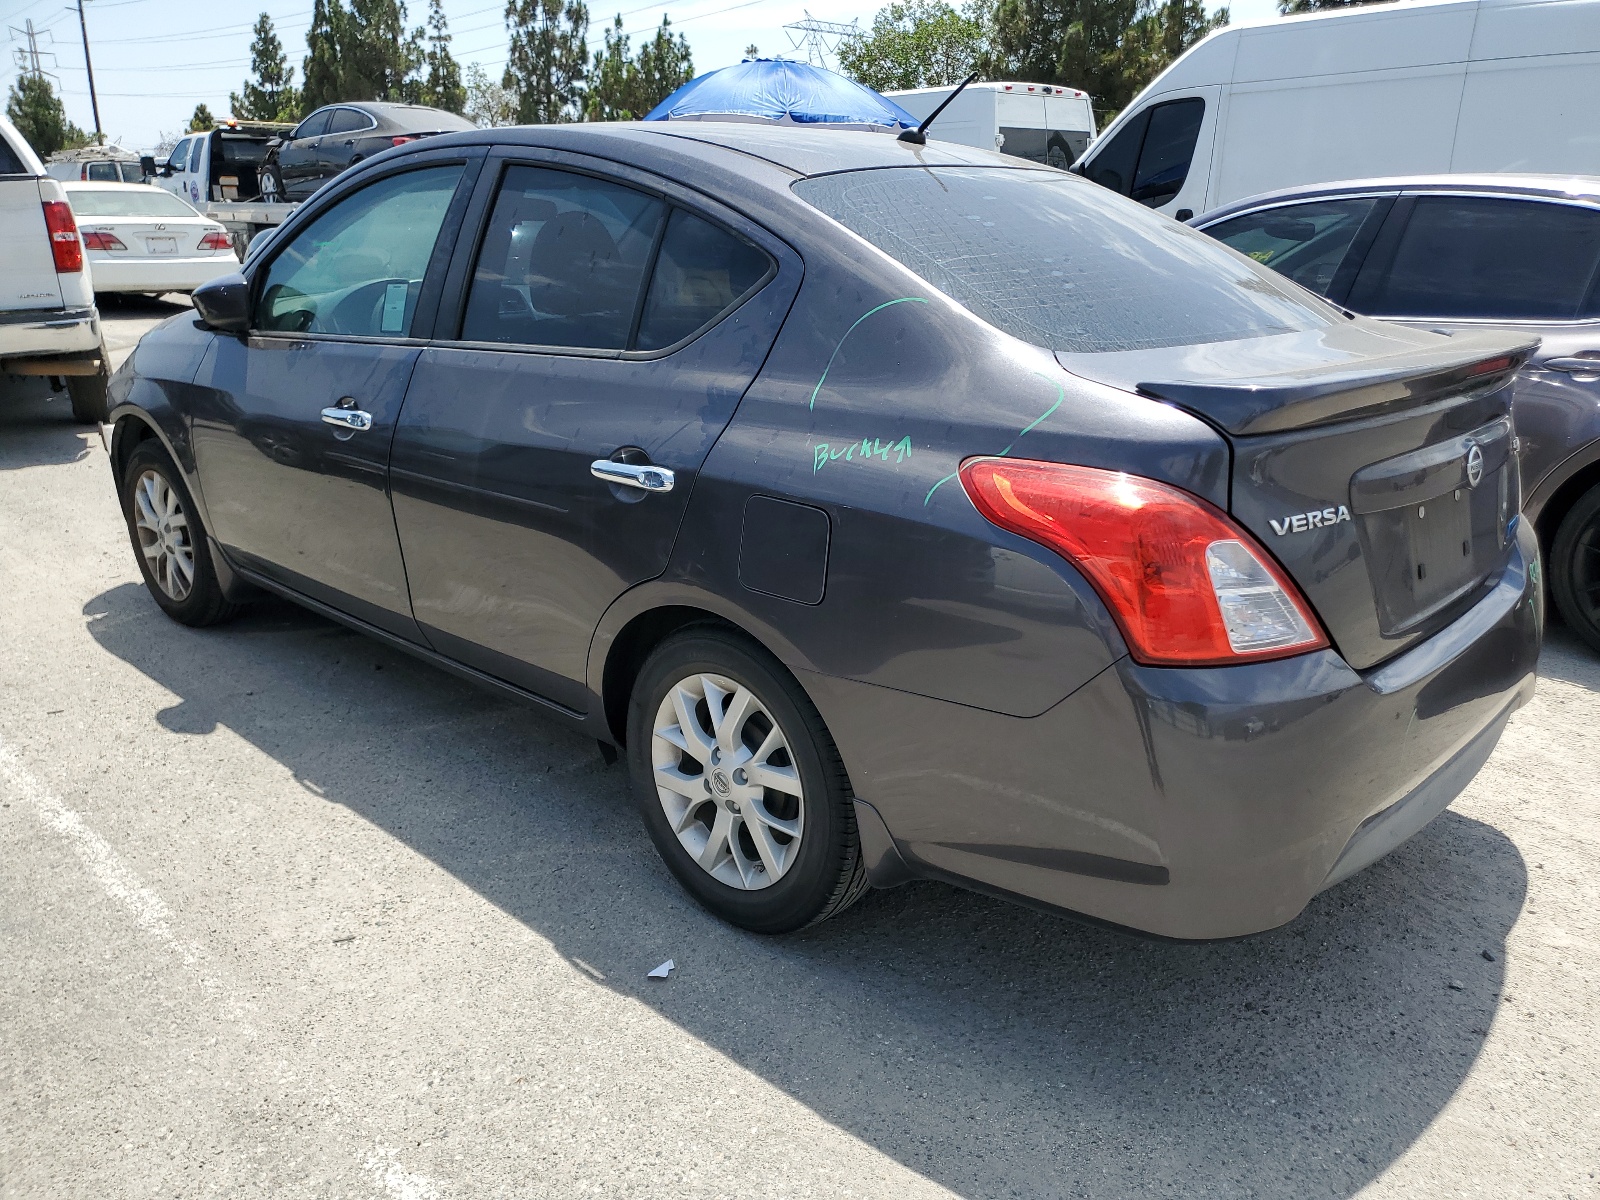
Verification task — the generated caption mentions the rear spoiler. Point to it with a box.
[1135,335,1539,436]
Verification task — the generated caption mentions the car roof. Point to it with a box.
[1195,173,1600,224]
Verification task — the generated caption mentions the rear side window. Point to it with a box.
[461,165,665,350]
[1359,196,1600,320]
[795,167,1331,354]
[86,161,117,181]
[1083,98,1204,207]
[1205,198,1379,296]
[328,108,371,135]
[635,210,772,351]
[188,137,205,173]
[0,134,24,174]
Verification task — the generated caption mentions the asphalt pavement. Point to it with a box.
[2,297,1597,1199]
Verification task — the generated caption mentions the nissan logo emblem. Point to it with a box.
[1465,443,1485,489]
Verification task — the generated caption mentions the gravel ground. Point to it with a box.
[1,298,1596,1199]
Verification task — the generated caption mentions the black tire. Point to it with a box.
[259,163,283,203]
[120,441,241,627]
[1550,485,1600,653]
[626,627,868,933]
[67,371,108,424]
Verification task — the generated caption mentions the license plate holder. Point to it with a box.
[145,236,178,256]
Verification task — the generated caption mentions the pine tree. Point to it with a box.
[585,17,635,120]
[1279,0,1388,11]
[420,0,466,112]
[504,0,590,124]
[5,75,89,156]
[189,103,216,131]
[343,0,422,103]
[231,13,301,120]
[584,14,691,121]
[302,0,345,112]
[633,16,692,113]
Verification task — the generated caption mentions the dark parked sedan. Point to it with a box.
[260,101,475,202]
[106,125,1541,939]
[1192,176,1600,653]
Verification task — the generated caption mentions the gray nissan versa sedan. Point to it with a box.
[104,124,1542,940]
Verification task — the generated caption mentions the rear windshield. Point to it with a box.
[793,167,1333,353]
[66,187,200,217]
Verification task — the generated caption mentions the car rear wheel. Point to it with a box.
[626,627,867,933]
[121,441,241,627]
[1550,484,1600,653]
[66,372,107,424]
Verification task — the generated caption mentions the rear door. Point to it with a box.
[1347,191,1600,510]
[323,107,373,176]
[389,151,799,712]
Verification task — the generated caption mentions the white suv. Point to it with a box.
[0,113,108,422]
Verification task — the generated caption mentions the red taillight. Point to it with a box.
[198,230,234,252]
[391,135,417,146]
[960,458,1329,666]
[42,200,83,273]
[82,230,127,251]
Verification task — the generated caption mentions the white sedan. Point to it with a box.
[63,181,238,295]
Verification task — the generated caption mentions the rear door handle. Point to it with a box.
[1542,357,1600,375]
[321,406,372,431]
[590,459,674,492]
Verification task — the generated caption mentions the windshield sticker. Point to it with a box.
[813,436,913,473]
[923,376,1065,506]
[809,297,928,410]
[380,283,409,334]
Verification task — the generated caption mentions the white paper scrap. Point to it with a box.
[647,959,675,979]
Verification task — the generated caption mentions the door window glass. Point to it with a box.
[188,137,205,173]
[1364,196,1600,320]
[166,138,190,171]
[327,108,371,135]
[1129,98,1204,207]
[1082,110,1148,197]
[85,161,117,181]
[1206,198,1379,295]
[294,110,333,140]
[460,164,665,350]
[635,209,773,351]
[256,163,464,337]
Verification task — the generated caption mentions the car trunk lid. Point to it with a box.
[1058,324,1537,668]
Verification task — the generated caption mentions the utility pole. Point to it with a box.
[75,0,103,145]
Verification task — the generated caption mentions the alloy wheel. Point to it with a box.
[132,468,194,602]
[651,672,804,890]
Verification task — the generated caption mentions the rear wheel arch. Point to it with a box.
[1533,455,1600,556]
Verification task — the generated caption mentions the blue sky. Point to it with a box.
[2,0,1277,150]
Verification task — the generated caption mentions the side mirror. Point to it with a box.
[192,273,251,333]
[139,154,157,177]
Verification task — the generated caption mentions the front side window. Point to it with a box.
[1206,198,1380,296]
[1081,111,1147,198]
[294,110,333,140]
[327,108,371,135]
[1083,98,1205,207]
[795,167,1332,354]
[1359,195,1600,321]
[256,163,464,337]
[166,138,190,172]
[460,165,665,350]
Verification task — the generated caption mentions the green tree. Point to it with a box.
[986,0,1226,116]
[419,0,466,112]
[633,15,693,111]
[1279,0,1391,11]
[464,62,519,126]
[189,103,217,132]
[584,14,692,120]
[343,0,423,103]
[5,75,85,157]
[504,0,590,124]
[839,0,987,91]
[302,0,345,111]
[230,13,301,121]
[744,43,760,57]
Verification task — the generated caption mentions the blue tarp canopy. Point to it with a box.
[644,58,918,131]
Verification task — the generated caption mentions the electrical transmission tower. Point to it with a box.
[9,18,59,82]
[782,11,860,70]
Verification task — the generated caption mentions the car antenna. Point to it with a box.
[898,72,981,146]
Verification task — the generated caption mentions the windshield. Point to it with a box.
[793,167,1334,354]
[67,187,201,218]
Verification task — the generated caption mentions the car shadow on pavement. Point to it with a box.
[0,375,97,470]
[1535,623,1600,692]
[84,582,1526,1200]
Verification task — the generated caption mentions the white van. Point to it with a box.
[1075,0,1600,219]
[888,81,1097,168]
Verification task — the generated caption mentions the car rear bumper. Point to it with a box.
[805,517,1542,940]
[0,305,102,365]
[85,254,237,293]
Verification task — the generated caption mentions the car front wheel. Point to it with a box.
[120,441,241,627]
[1551,484,1600,652]
[259,164,282,203]
[627,628,868,933]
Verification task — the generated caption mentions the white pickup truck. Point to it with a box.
[144,120,299,258]
[0,113,108,423]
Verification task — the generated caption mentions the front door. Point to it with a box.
[189,157,477,638]
[278,109,331,198]
[390,155,798,711]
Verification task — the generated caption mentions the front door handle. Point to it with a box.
[590,459,674,492]
[1543,356,1600,376]
[321,406,373,431]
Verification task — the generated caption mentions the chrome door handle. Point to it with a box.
[1543,357,1600,375]
[321,406,372,431]
[590,459,674,492]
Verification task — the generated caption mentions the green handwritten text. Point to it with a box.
[813,436,914,472]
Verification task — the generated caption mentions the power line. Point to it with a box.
[783,10,858,69]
